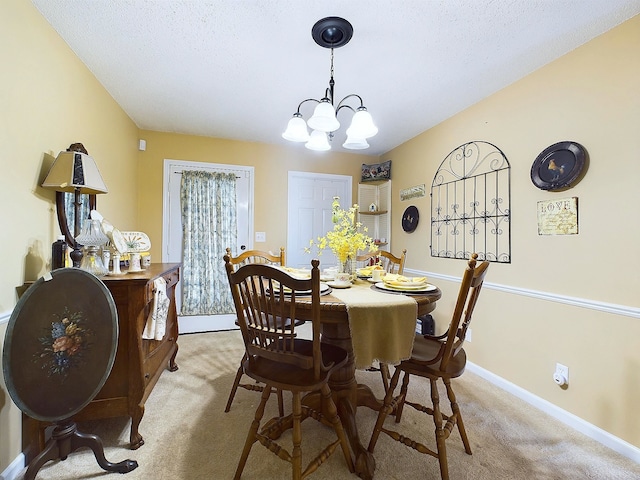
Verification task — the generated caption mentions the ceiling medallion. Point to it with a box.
[311,17,353,48]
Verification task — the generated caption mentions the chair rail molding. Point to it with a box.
[404,268,640,319]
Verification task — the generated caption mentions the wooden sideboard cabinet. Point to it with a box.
[22,263,181,462]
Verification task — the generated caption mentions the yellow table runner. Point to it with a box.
[329,281,418,370]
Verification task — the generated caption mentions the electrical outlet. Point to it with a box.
[255,232,266,242]
[466,328,472,342]
[554,363,569,386]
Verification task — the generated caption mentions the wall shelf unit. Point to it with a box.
[358,180,391,252]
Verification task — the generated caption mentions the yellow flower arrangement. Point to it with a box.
[306,197,376,265]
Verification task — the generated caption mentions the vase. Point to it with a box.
[339,256,357,281]
[128,252,142,272]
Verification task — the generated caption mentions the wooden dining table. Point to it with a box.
[269,278,441,480]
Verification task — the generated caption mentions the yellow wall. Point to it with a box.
[1,0,639,473]
[384,15,640,446]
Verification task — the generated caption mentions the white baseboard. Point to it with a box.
[178,314,239,334]
[467,361,640,464]
[1,452,24,480]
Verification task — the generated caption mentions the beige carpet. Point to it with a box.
[15,329,640,480]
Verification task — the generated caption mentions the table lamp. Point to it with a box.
[42,144,108,267]
[76,218,110,276]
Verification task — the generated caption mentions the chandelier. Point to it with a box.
[282,17,378,151]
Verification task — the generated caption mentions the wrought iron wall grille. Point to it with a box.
[430,141,511,263]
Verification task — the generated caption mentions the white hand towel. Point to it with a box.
[142,277,170,340]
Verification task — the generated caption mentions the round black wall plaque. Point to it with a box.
[402,206,419,233]
[530,141,587,191]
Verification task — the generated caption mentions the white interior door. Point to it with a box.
[287,172,352,269]
[163,159,254,333]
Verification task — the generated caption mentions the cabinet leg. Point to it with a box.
[169,343,179,372]
[129,406,145,450]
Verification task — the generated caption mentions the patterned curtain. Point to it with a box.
[180,171,237,315]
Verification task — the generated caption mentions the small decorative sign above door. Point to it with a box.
[537,197,578,235]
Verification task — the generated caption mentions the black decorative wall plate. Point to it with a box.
[530,141,587,191]
[402,206,419,233]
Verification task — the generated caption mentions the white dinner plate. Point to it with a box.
[327,281,351,289]
[375,282,437,293]
[109,228,128,254]
[269,282,331,295]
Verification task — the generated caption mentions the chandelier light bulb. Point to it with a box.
[346,107,378,139]
[305,130,331,151]
[282,114,310,142]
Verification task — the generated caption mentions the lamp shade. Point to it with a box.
[346,108,378,139]
[282,114,310,142]
[42,151,108,194]
[76,218,109,247]
[343,136,370,150]
[307,99,340,132]
[305,130,331,151]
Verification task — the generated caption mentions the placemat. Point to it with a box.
[330,283,417,369]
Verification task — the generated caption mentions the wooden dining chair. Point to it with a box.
[224,247,288,415]
[368,253,489,480]
[225,246,286,268]
[224,258,354,480]
[356,248,407,390]
[356,248,406,274]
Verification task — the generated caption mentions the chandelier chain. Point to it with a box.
[330,48,334,80]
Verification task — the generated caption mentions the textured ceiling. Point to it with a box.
[31,1,640,156]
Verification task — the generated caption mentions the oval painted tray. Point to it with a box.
[120,231,151,252]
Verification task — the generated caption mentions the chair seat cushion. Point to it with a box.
[243,339,348,391]
[400,336,467,379]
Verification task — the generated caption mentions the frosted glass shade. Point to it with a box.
[305,130,331,151]
[307,99,340,132]
[76,219,109,247]
[282,114,310,142]
[343,136,369,150]
[346,108,378,139]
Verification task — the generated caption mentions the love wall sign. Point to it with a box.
[537,197,578,235]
